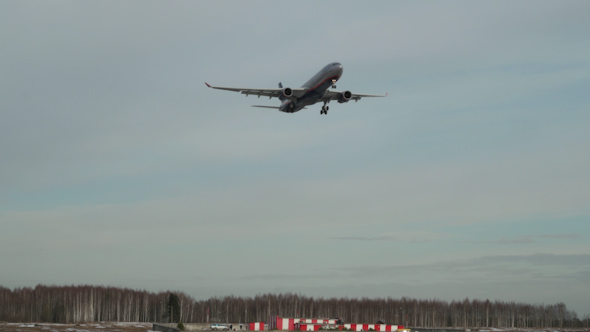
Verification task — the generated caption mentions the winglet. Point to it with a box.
[205,82,211,88]
[386,92,388,97]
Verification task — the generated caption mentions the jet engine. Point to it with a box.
[338,90,353,103]
[280,87,293,100]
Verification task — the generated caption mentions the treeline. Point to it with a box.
[0,285,588,328]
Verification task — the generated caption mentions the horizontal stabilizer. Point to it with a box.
[252,105,280,109]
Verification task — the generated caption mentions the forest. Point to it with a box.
[0,285,588,328]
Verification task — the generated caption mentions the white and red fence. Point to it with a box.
[249,322,266,331]
[276,318,296,330]
[274,317,339,330]
[268,316,401,332]
[297,324,401,331]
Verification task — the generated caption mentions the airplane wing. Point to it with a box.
[205,83,307,100]
[322,90,388,102]
[251,105,307,110]
[251,105,280,109]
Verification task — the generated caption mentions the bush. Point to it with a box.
[177,322,185,331]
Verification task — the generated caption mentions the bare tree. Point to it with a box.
[0,285,586,327]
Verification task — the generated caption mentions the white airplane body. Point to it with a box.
[205,62,386,114]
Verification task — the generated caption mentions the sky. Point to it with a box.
[1,0,589,318]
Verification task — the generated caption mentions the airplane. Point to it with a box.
[205,62,386,115]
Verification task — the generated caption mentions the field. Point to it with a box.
[2,324,590,332]
[0,323,152,332]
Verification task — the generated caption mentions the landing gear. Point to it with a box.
[321,104,329,115]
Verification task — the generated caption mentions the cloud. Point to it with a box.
[240,273,328,281]
[321,253,590,288]
[212,253,590,315]
[227,253,590,285]
[536,233,580,239]
[469,233,581,245]
[330,230,450,243]
[331,235,399,242]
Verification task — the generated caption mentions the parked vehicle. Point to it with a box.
[211,324,229,331]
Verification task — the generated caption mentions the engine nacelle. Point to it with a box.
[280,87,293,100]
[338,90,352,103]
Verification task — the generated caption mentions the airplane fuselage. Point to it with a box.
[280,62,343,113]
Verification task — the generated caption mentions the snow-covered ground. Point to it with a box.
[478,329,590,332]
[413,329,590,332]
[2,325,589,332]
[0,322,152,332]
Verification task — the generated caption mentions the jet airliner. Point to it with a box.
[205,62,386,114]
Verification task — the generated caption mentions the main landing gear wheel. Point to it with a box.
[321,105,329,114]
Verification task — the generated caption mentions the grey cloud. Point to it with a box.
[492,238,536,244]
[331,236,400,242]
[329,231,448,243]
[330,236,398,241]
[240,274,328,281]
[331,253,590,280]
[536,233,580,239]
[503,253,590,267]
[470,233,581,245]
[220,254,590,314]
